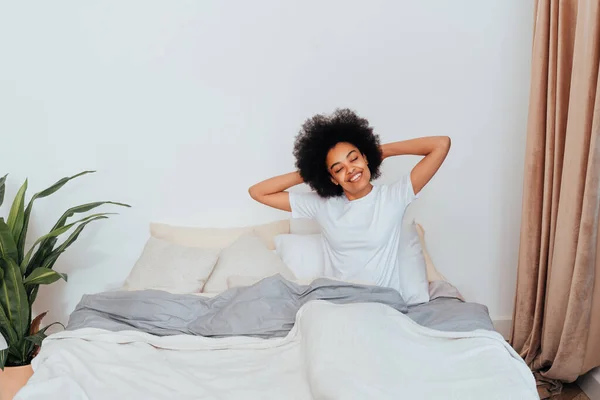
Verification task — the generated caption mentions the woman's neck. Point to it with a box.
[345,183,374,201]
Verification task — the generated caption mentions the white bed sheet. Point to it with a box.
[15,301,537,400]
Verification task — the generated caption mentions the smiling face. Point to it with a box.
[326,142,373,200]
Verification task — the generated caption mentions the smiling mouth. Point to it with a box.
[349,172,362,182]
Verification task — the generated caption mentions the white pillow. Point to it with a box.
[289,218,321,235]
[203,231,295,293]
[274,234,325,280]
[123,237,219,293]
[397,220,430,305]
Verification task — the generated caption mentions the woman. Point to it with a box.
[249,108,450,290]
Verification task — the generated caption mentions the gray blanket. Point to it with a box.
[67,275,493,338]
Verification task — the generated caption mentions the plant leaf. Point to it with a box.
[24,268,67,286]
[0,174,7,208]
[7,343,21,360]
[6,179,27,247]
[0,300,17,345]
[21,213,115,274]
[28,286,39,307]
[26,216,109,303]
[0,258,29,338]
[0,218,17,262]
[24,321,64,362]
[24,201,129,275]
[29,311,47,335]
[44,216,109,271]
[24,322,64,347]
[52,200,130,231]
[24,339,36,364]
[23,333,45,347]
[29,171,94,200]
[0,349,6,370]
[16,171,97,263]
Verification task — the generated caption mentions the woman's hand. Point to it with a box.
[380,136,451,195]
[248,171,304,212]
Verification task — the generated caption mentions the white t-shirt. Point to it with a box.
[288,174,418,291]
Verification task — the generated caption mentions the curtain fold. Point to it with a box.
[510,0,600,397]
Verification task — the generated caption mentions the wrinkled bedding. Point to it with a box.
[65,274,494,337]
[15,275,536,400]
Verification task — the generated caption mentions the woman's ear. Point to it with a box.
[330,176,339,186]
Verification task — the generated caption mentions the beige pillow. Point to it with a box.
[428,279,464,301]
[226,275,270,289]
[123,237,220,293]
[150,219,289,250]
[415,223,447,282]
[203,231,295,293]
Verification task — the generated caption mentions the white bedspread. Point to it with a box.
[15,301,538,400]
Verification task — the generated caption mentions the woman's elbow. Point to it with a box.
[440,136,451,150]
[248,185,260,201]
[437,136,451,154]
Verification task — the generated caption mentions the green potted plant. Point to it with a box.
[0,171,129,400]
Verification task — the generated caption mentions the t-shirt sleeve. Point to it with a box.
[389,172,420,209]
[288,191,325,219]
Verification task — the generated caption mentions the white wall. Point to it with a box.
[0,1,534,325]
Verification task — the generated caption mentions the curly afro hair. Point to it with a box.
[293,108,383,198]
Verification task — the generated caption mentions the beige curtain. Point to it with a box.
[509,0,600,397]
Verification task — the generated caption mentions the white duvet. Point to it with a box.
[16,301,537,400]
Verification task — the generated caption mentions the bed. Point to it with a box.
[14,218,538,400]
